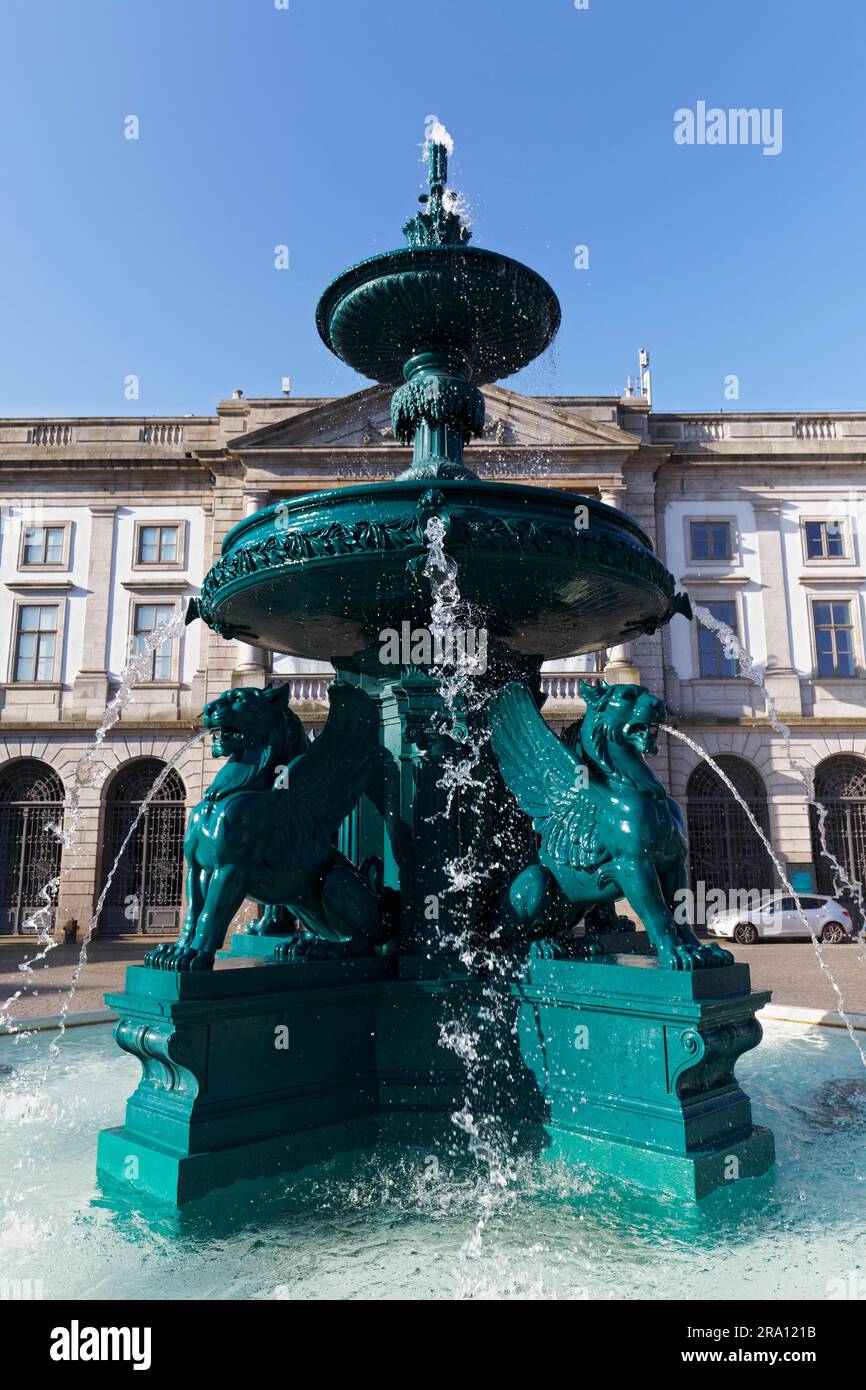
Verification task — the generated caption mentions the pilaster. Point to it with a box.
[70,504,117,717]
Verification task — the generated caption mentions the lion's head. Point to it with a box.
[574,680,667,767]
[202,683,309,799]
[203,686,288,759]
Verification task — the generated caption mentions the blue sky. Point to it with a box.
[1,0,864,416]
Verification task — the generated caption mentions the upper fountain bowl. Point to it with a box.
[316,245,561,387]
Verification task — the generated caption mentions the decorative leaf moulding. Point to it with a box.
[190,513,683,638]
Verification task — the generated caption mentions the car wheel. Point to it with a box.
[733,923,759,945]
[822,922,847,944]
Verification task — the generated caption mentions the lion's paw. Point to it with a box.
[655,942,699,971]
[696,941,735,969]
[275,936,354,963]
[656,939,734,971]
[529,938,565,961]
[144,943,215,972]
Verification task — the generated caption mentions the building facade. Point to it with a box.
[1,387,864,937]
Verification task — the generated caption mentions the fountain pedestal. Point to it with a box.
[97,958,394,1206]
[98,952,773,1205]
[518,955,775,1199]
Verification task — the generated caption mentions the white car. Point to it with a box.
[707,893,855,945]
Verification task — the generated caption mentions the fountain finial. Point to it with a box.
[403,123,471,249]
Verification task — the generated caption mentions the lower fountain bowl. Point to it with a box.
[191,479,686,662]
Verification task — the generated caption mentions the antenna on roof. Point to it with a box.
[639,347,652,409]
[281,376,292,398]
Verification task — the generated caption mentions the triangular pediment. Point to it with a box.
[229,384,641,454]
[230,386,398,451]
[478,386,641,450]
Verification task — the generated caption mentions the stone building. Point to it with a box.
[0,387,864,937]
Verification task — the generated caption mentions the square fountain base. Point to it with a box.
[516,955,775,1199]
[97,953,774,1206]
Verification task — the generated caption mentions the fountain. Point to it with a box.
[96,131,774,1206]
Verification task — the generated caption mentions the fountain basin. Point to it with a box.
[190,479,688,661]
[3,1018,863,1300]
[316,246,561,386]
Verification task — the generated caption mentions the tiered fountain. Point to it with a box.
[97,132,774,1205]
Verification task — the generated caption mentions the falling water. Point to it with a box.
[1,610,191,1035]
[692,604,866,937]
[422,518,522,1275]
[663,723,866,1069]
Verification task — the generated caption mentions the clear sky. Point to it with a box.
[1,0,864,416]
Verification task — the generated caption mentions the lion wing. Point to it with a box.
[264,684,377,870]
[488,682,605,871]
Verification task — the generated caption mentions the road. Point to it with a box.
[1,934,864,1023]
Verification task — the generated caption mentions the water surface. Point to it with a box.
[1,1021,863,1300]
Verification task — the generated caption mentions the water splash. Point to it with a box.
[692,604,865,938]
[421,516,521,1256]
[443,186,472,236]
[425,121,454,157]
[1,611,191,1034]
[662,723,866,1069]
[420,119,472,236]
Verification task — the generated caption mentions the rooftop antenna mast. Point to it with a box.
[639,346,652,409]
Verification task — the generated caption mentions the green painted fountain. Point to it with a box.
[97,131,775,1205]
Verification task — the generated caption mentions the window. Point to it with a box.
[13,605,58,682]
[21,525,65,566]
[133,603,175,681]
[804,519,846,561]
[689,520,732,562]
[697,600,738,678]
[812,600,855,677]
[136,524,180,566]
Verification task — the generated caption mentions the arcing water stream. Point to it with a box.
[44,732,205,1066]
[1,611,194,1042]
[692,604,866,937]
[680,607,866,1068]
[662,725,866,1069]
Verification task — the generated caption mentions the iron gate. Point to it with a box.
[101,760,186,934]
[686,756,775,895]
[0,761,65,934]
[810,756,866,928]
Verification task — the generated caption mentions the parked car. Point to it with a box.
[706,893,855,945]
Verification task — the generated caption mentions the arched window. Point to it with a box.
[810,756,866,923]
[686,756,774,896]
[101,760,186,935]
[0,760,65,934]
